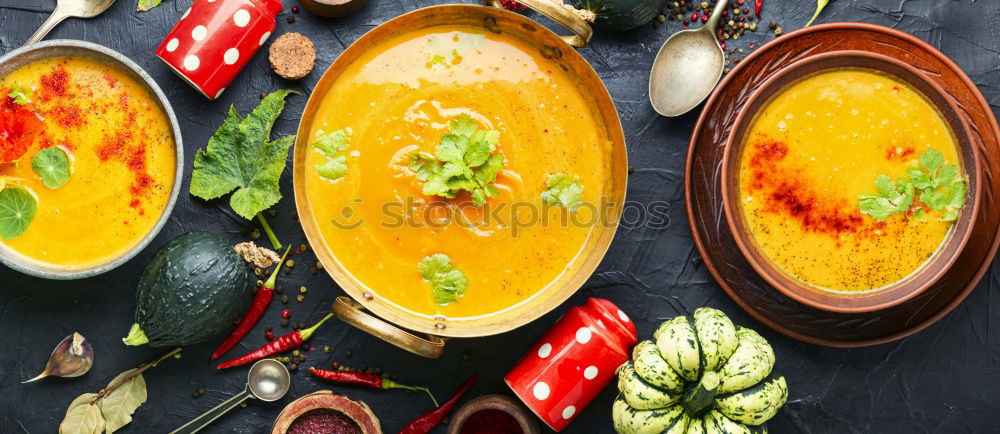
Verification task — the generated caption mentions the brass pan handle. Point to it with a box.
[483,0,593,48]
[331,296,447,359]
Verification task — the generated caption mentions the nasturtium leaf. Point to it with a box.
[419,254,468,306]
[0,187,37,239]
[190,90,296,220]
[407,115,505,207]
[59,393,106,434]
[312,129,350,182]
[541,172,585,210]
[8,82,32,105]
[99,369,147,434]
[32,147,71,189]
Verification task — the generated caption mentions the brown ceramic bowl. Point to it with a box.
[270,391,381,434]
[447,394,541,434]
[720,51,981,313]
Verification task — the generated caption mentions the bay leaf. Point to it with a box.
[98,369,147,433]
[60,393,106,434]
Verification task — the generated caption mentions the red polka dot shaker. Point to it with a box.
[156,0,282,100]
[505,298,637,431]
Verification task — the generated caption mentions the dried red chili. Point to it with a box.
[400,375,477,434]
[286,408,361,434]
[211,247,291,360]
[217,313,333,369]
[459,409,522,434]
[755,0,762,16]
[308,368,438,406]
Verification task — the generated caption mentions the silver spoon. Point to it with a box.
[648,0,729,117]
[169,359,291,434]
[24,0,118,46]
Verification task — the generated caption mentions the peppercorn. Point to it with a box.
[741,7,748,14]
[259,92,267,100]
[299,286,308,294]
[345,350,352,358]
[656,14,666,23]
[700,1,708,8]
[732,8,739,15]
[331,361,340,369]
[280,294,289,304]
[289,363,298,372]
[296,295,305,303]
[691,13,699,20]
[193,387,205,398]
[280,317,289,327]
[775,27,783,35]
[323,345,331,353]
[286,259,294,267]
[250,229,261,240]
[316,261,324,270]
[727,20,735,26]
[254,268,262,277]
[286,15,295,24]
[750,23,757,31]
[268,209,277,217]
[769,20,777,29]
[281,309,291,319]
[283,266,291,275]
[683,18,689,25]
[292,349,301,357]
[291,6,299,13]
[310,267,317,274]
[627,166,635,174]
[276,285,284,294]
[265,329,274,340]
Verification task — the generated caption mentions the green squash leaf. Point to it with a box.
[99,369,147,433]
[190,90,296,220]
[59,393,106,434]
[541,172,584,210]
[0,187,37,239]
[32,147,71,189]
[8,82,32,105]
[419,254,468,306]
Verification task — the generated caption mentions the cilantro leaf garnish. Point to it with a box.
[8,83,31,105]
[418,254,468,306]
[190,90,297,248]
[408,115,505,207]
[313,129,350,181]
[31,148,70,189]
[541,173,584,210]
[857,149,966,222]
[0,187,37,240]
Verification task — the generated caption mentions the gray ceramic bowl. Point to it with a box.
[0,40,183,279]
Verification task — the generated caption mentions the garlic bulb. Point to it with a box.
[23,332,94,383]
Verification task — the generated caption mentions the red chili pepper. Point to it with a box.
[309,368,439,406]
[755,0,762,17]
[217,313,333,369]
[211,247,291,360]
[400,375,477,434]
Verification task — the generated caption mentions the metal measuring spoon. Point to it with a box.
[648,0,729,117]
[169,359,291,434]
[24,0,118,46]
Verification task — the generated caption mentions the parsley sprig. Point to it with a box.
[312,129,350,181]
[541,173,584,210]
[409,115,505,207]
[858,149,966,222]
[418,254,468,306]
[8,83,31,105]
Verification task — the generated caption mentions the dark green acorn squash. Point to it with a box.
[122,232,252,347]
[573,0,669,31]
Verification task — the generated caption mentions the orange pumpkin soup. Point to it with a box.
[304,26,612,318]
[0,57,176,269]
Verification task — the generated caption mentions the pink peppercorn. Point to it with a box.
[281,309,291,319]
[692,13,700,21]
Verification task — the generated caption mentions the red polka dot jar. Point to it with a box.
[505,298,637,431]
[156,0,281,100]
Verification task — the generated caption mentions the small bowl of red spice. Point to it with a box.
[271,390,381,434]
[720,49,981,313]
[447,394,540,434]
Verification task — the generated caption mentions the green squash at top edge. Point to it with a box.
[573,0,669,31]
[123,232,252,347]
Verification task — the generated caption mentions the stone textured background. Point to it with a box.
[0,0,998,432]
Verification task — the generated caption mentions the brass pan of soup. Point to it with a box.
[722,51,980,313]
[0,41,182,279]
[293,3,626,357]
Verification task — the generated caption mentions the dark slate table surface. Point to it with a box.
[1,0,998,432]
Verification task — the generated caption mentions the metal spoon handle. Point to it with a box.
[703,0,730,34]
[169,388,252,434]
[25,7,69,46]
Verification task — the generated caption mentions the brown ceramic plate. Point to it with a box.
[686,23,1000,347]
[719,51,981,313]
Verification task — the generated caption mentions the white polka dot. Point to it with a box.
[537,343,552,358]
[575,327,592,344]
[181,6,191,20]
[258,31,271,46]
[215,88,225,99]
[191,25,207,41]
[584,366,598,380]
[165,38,179,52]
[233,9,251,27]
[597,319,605,329]
[618,309,630,323]
[224,48,239,65]
[562,406,576,419]
[183,55,200,71]
[532,382,550,400]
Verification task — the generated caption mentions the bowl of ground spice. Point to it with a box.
[271,390,381,434]
[447,394,539,434]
